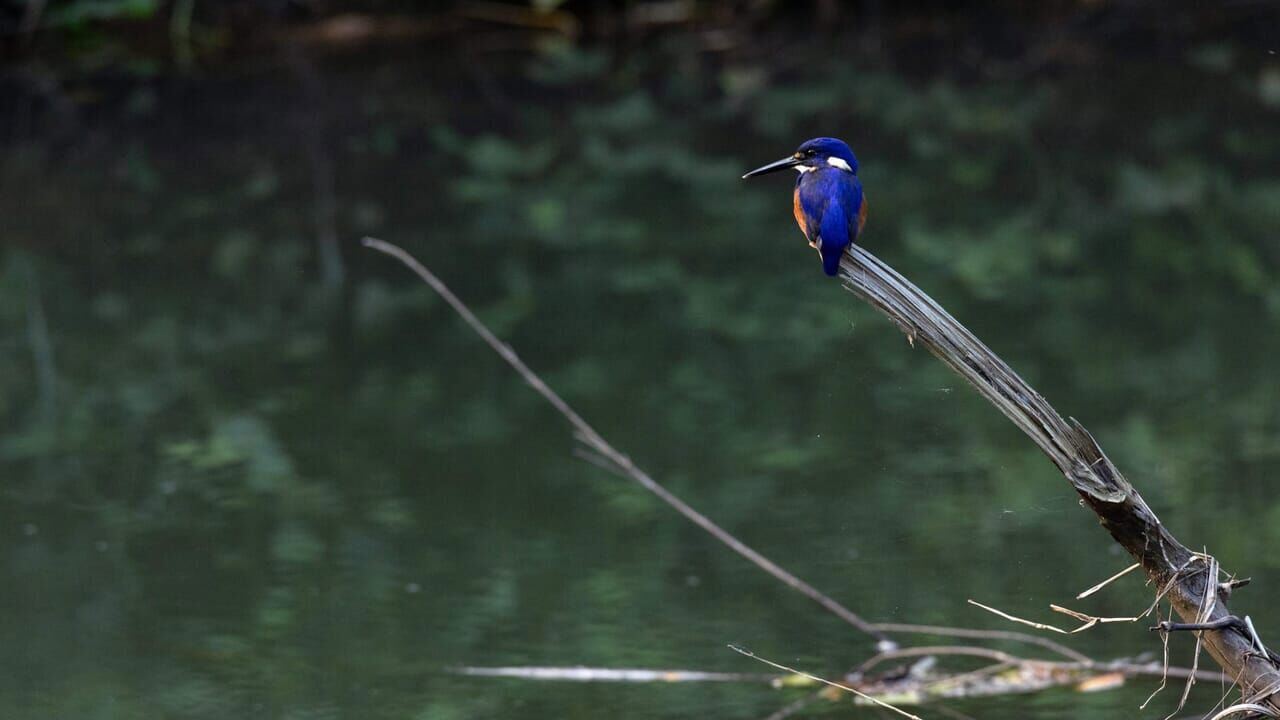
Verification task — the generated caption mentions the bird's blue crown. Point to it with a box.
[795,137,858,174]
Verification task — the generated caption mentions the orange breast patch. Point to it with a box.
[792,187,807,238]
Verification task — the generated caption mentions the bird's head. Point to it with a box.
[742,137,859,179]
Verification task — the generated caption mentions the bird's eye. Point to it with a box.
[805,149,816,157]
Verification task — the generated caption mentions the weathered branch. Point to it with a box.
[834,247,1280,710]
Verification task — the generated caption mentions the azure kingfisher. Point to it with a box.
[743,137,866,277]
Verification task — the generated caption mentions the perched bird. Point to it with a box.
[743,137,866,276]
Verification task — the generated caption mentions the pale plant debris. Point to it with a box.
[1141,602,1174,710]
[1140,553,1225,718]
[1162,554,1220,719]
[970,554,1234,715]
[868,622,1091,663]
[1050,603,1143,631]
[1207,703,1280,720]
[842,651,1222,707]
[1075,672,1127,693]
[1076,562,1141,599]
[967,599,1072,634]
[1245,616,1273,665]
[452,665,778,683]
[728,645,924,720]
[1248,677,1280,705]
[452,653,1225,710]
[972,556,1208,640]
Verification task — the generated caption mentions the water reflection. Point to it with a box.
[2,27,1278,720]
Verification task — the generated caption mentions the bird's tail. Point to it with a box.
[821,244,844,276]
[818,205,851,277]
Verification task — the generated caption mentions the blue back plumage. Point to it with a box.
[796,166,864,276]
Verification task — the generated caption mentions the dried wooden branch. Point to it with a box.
[833,247,1280,712]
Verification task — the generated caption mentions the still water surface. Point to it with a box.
[3,38,1279,719]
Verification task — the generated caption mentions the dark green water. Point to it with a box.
[3,37,1280,719]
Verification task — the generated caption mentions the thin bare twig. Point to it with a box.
[452,665,776,683]
[1142,602,1173,710]
[868,622,1091,663]
[1246,618,1271,664]
[967,599,1071,634]
[1164,556,1220,719]
[1102,660,1224,684]
[728,645,922,720]
[1206,704,1280,720]
[1077,563,1141,599]
[1050,603,1143,632]
[362,237,893,647]
[856,646,1018,674]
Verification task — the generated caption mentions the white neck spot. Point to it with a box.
[827,157,852,172]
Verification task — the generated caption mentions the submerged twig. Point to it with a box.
[452,665,776,683]
[856,645,1018,674]
[728,645,923,720]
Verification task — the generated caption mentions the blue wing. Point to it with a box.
[799,170,864,277]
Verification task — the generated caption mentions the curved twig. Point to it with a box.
[856,646,1019,674]
[868,622,1091,663]
[363,237,894,648]
[1207,704,1280,720]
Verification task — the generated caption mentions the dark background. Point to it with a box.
[3,2,1279,718]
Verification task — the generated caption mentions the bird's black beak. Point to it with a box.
[742,155,801,179]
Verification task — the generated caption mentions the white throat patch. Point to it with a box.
[827,156,853,172]
[794,165,815,173]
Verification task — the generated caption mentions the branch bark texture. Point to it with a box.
[835,247,1280,709]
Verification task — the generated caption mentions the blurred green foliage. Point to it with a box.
[2,24,1279,720]
[45,0,160,26]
